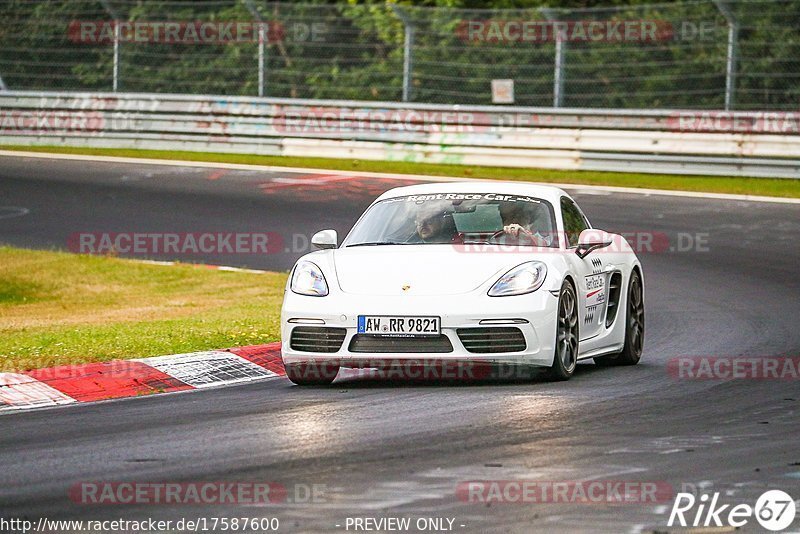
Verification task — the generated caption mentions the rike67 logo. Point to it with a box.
[669,490,796,531]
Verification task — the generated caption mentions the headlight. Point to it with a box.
[488,262,547,297]
[290,260,329,296]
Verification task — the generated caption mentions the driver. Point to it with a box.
[499,203,553,246]
[411,206,456,243]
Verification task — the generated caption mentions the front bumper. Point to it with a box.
[280,289,559,368]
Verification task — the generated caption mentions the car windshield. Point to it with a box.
[343,193,558,247]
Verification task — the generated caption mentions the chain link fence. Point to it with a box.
[1,0,798,110]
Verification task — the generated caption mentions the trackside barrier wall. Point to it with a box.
[0,91,798,178]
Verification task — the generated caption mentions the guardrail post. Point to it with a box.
[243,0,267,97]
[0,74,7,91]
[714,0,738,110]
[113,23,120,92]
[391,5,414,102]
[553,38,566,108]
[542,9,566,108]
[100,0,120,92]
[403,24,415,102]
[258,24,266,97]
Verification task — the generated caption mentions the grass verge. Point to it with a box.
[0,246,286,371]
[2,145,799,199]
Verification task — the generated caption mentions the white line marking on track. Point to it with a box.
[212,265,269,274]
[2,150,798,204]
[263,174,354,187]
[0,206,30,219]
[135,259,268,274]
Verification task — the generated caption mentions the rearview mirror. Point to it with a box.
[576,229,613,259]
[311,229,338,250]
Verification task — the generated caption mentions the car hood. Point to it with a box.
[331,245,543,296]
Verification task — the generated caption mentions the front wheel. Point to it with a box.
[549,280,579,381]
[284,361,340,385]
[594,269,644,367]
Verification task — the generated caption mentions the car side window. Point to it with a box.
[560,197,589,248]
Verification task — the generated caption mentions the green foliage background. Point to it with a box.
[1,0,798,109]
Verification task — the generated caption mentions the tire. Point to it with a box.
[549,280,579,381]
[284,361,340,385]
[594,269,644,367]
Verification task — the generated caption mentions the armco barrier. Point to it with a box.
[0,91,798,178]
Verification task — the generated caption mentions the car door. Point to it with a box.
[560,196,607,340]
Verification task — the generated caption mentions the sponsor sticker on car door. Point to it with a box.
[585,274,606,307]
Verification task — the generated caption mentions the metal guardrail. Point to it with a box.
[1,91,798,179]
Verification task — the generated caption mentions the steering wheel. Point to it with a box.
[487,227,539,245]
[486,229,509,243]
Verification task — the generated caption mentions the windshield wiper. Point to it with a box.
[345,241,404,247]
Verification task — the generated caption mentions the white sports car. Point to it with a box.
[280,182,644,385]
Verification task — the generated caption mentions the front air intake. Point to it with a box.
[457,327,526,353]
[290,327,347,353]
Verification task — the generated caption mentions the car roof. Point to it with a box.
[374,181,570,206]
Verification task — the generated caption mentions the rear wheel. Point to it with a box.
[549,280,579,381]
[594,269,644,367]
[284,361,340,385]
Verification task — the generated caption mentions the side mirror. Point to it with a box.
[311,229,337,250]
[575,229,613,259]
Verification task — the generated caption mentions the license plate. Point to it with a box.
[357,315,440,337]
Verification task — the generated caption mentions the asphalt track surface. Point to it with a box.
[1,155,799,533]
